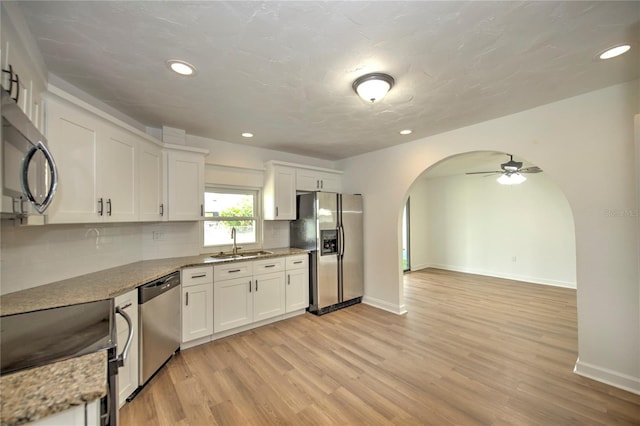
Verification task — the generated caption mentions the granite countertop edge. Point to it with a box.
[0,247,309,316]
[0,351,107,426]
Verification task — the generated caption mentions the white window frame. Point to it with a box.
[202,186,262,252]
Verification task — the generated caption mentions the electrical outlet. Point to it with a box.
[512,256,517,262]
[153,231,166,241]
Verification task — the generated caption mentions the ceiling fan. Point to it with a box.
[466,154,542,184]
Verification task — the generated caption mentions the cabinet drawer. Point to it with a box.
[214,261,253,281]
[253,257,285,274]
[286,255,308,270]
[182,266,213,287]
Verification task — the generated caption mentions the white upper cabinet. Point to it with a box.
[100,128,137,222]
[138,140,164,221]
[165,147,205,221]
[263,162,296,220]
[296,168,342,193]
[45,98,101,223]
[45,96,138,223]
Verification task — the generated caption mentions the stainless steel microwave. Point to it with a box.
[1,89,58,223]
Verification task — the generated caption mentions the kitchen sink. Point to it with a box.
[209,250,273,260]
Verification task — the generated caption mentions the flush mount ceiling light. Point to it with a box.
[352,73,395,103]
[241,132,254,138]
[166,59,197,76]
[399,129,412,135]
[599,44,631,60]
[497,173,527,185]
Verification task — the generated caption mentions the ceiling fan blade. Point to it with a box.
[465,170,501,175]
[520,166,543,173]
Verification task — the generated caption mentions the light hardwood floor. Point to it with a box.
[120,268,640,425]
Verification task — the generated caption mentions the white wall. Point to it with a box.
[338,81,640,394]
[409,172,576,288]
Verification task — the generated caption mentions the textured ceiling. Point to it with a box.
[17,1,640,160]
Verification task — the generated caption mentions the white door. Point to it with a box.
[46,102,100,223]
[182,283,213,342]
[286,268,309,312]
[138,141,163,221]
[167,151,204,221]
[253,272,285,322]
[274,167,296,219]
[100,130,137,222]
[214,277,253,332]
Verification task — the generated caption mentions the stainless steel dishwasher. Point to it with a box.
[138,271,181,386]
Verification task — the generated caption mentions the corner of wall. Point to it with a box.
[574,358,640,396]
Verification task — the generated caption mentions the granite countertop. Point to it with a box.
[0,351,107,426]
[0,247,308,316]
[0,247,308,425]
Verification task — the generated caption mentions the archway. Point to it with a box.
[401,151,576,290]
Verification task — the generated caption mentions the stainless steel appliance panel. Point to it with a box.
[1,89,58,218]
[339,194,364,302]
[138,272,181,385]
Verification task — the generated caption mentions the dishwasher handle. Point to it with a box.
[115,306,133,368]
[139,272,181,304]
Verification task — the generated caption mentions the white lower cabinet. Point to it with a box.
[30,400,100,426]
[213,258,286,333]
[114,289,138,407]
[285,254,309,312]
[181,266,214,343]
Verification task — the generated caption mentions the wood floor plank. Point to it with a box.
[120,268,640,425]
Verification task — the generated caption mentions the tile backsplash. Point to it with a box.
[0,219,291,296]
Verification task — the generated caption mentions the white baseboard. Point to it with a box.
[419,263,576,289]
[574,358,640,395]
[362,295,407,315]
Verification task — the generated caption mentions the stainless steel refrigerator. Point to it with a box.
[290,192,363,315]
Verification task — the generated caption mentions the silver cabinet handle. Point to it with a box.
[316,180,320,189]
[106,198,112,216]
[265,264,276,268]
[276,206,279,217]
[191,273,206,278]
[293,261,303,264]
[255,280,258,291]
[115,306,133,368]
[229,269,241,273]
[320,180,324,189]
[21,141,59,214]
[200,204,204,216]
[249,280,252,293]
[98,198,104,216]
[160,203,164,216]
[185,292,189,306]
[118,302,132,310]
[288,274,290,285]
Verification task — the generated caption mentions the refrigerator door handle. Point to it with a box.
[339,224,345,257]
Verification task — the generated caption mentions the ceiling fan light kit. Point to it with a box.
[497,173,527,185]
[465,154,542,185]
[352,73,394,103]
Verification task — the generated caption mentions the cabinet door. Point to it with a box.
[100,129,137,222]
[253,271,285,322]
[295,169,321,191]
[114,289,139,407]
[214,276,253,332]
[167,151,204,221]
[46,101,100,223]
[138,141,164,221]
[318,172,341,193]
[264,165,295,220]
[286,268,309,312]
[182,283,213,342]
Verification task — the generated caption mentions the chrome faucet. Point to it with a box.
[231,226,238,255]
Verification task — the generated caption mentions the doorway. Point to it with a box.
[402,198,410,272]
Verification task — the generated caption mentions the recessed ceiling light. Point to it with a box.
[399,129,412,135]
[167,59,197,76]
[599,44,631,60]
[241,132,254,138]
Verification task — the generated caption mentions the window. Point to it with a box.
[203,188,260,248]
